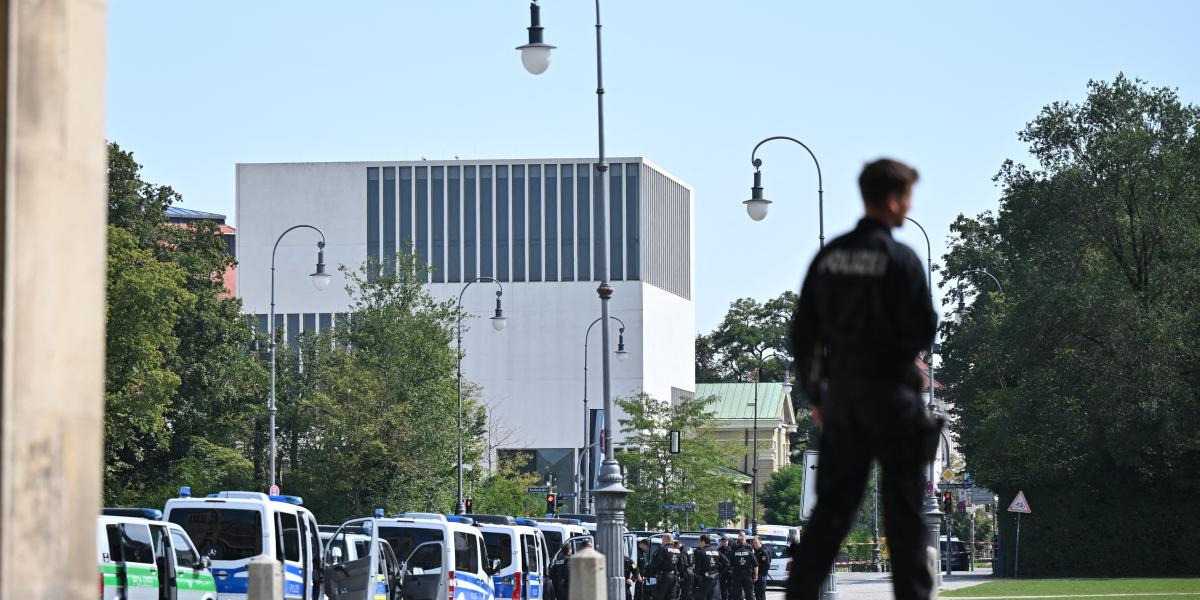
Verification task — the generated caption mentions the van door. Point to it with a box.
[400,541,445,600]
[150,523,179,600]
[169,529,216,600]
[305,514,324,600]
[323,519,380,600]
[120,522,160,600]
[521,534,542,600]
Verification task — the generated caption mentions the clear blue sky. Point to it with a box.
[108,1,1200,333]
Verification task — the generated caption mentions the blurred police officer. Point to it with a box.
[636,540,654,600]
[647,535,682,600]
[729,533,756,600]
[752,538,770,600]
[674,540,694,600]
[551,544,574,600]
[787,158,938,600]
[717,538,733,600]
[695,535,729,600]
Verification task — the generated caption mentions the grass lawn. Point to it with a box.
[942,578,1200,599]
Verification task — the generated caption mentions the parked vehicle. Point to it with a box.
[98,514,217,600]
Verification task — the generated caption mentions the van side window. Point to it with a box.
[278,512,301,562]
[409,543,442,571]
[105,524,124,562]
[522,535,539,573]
[171,531,198,569]
[454,532,480,573]
[483,532,513,570]
[120,523,155,564]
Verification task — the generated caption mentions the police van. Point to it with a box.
[468,515,546,600]
[370,513,495,600]
[531,520,589,562]
[164,490,325,600]
[321,518,404,600]
[98,514,218,600]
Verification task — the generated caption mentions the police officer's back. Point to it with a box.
[787,159,937,600]
[551,545,574,600]
[752,538,770,600]
[728,534,756,600]
[647,535,682,600]
[694,535,729,600]
[636,541,654,600]
[675,541,695,600]
[717,538,733,600]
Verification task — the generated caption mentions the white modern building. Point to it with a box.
[236,158,695,497]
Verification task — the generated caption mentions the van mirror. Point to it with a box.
[489,558,502,574]
[330,546,343,561]
[199,556,212,570]
[411,567,425,576]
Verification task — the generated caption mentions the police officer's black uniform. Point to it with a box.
[717,541,733,600]
[646,543,682,600]
[788,216,938,600]
[551,549,573,600]
[679,546,695,600]
[753,545,770,600]
[728,542,756,600]
[636,545,654,600]
[625,557,639,600]
[694,543,729,600]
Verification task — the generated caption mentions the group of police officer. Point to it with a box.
[624,532,772,600]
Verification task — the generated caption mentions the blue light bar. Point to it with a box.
[269,495,304,506]
[446,515,475,525]
[515,518,539,527]
[375,508,385,518]
[179,486,192,498]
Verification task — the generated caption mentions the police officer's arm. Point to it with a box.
[789,253,824,406]
[890,248,937,362]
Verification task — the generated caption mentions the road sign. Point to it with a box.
[269,485,280,496]
[957,501,967,512]
[1008,490,1032,514]
[940,482,973,489]
[941,469,955,482]
[801,450,819,520]
[559,492,577,498]
[663,503,696,512]
[926,480,934,494]
[527,486,549,493]
[717,501,736,520]
[970,489,997,505]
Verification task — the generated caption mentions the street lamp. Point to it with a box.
[518,3,629,596]
[580,316,629,514]
[268,225,330,490]
[904,215,945,588]
[749,352,791,531]
[456,277,507,515]
[745,136,826,248]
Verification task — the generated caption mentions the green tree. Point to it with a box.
[760,464,804,526]
[698,293,796,384]
[940,74,1200,576]
[471,455,546,518]
[616,393,747,530]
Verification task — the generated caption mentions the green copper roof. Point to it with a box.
[696,382,791,421]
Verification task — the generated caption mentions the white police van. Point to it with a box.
[370,513,495,600]
[164,489,325,600]
[98,513,218,600]
[531,520,589,563]
[321,518,404,600]
[468,516,546,600]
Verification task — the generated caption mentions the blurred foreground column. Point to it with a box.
[0,0,107,598]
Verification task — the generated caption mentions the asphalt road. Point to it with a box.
[765,569,994,600]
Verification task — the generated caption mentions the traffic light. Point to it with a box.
[546,494,556,514]
[942,491,953,513]
[465,497,473,512]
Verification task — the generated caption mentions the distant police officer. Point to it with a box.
[729,533,756,600]
[647,535,683,600]
[551,544,574,600]
[636,540,654,600]
[674,540,694,600]
[626,548,641,600]
[788,158,938,600]
[695,535,729,600]
[752,538,770,600]
[717,538,733,600]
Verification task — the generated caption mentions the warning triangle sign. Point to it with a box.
[1007,490,1032,514]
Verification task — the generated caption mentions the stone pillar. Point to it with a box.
[0,1,108,598]
[570,547,607,600]
[248,556,284,600]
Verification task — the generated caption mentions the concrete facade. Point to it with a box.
[235,159,695,488]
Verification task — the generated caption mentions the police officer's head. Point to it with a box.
[737,531,747,545]
[581,540,593,550]
[859,158,919,227]
[699,534,710,548]
[719,537,728,547]
[661,533,673,546]
[753,537,762,548]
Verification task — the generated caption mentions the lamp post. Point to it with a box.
[749,353,791,531]
[455,277,508,515]
[904,216,944,588]
[745,136,825,249]
[581,316,629,514]
[268,225,331,489]
[518,4,628,597]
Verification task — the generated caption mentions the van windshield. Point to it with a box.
[483,532,514,569]
[168,507,263,561]
[377,525,441,563]
[542,531,562,557]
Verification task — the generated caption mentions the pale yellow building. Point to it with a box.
[696,382,799,495]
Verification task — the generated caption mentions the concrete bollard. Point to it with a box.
[248,556,283,600]
[570,548,608,600]
[927,547,940,599]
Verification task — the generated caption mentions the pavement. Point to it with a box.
[765,569,994,600]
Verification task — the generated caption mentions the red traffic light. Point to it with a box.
[546,494,556,503]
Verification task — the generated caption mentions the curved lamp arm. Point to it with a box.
[748,136,825,247]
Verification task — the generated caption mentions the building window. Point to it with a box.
[544,165,557,281]
[400,167,413,256]
[465,166,477,281]
[626,163,640,281]
[497,165,510,282]
[529,164,542,282]
[287,314,300,350]
[481,166,493,279]
[512,165,526,282]
[383,167,396,273]
[560,165,574,281]
[416,166,429,277]
[319,313,332,332]
[593,164,604,280]
[576,164,590,281]
[448,166,461,283]
[610,163,623,281]
[432,166,445,283]
[367,168,380,280]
